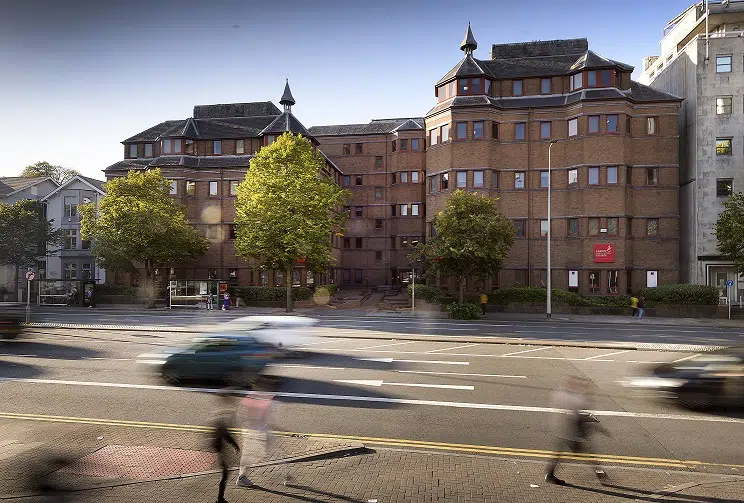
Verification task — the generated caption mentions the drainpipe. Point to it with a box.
[705,0,710,61]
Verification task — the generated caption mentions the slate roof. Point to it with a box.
[570,50,634,72]
[308,118,424,137]
[260,111,312,137]
[436,55,497,86]
[0,176,50,196]
[124,116,279,142]
[104,155,256,173]
[193,102,280,119]
[78,175,106,192]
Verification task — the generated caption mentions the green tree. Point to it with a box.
[0,200,64,300]
[715,191,744,275]
[21,161,79,185]
[234,133,349,312]
[411,190,515,303]
[80,169,208,306]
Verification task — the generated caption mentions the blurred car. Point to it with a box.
[208,316,320,356]
[625,347,744,410]
[0,302,24,340]
[137,335,279,386]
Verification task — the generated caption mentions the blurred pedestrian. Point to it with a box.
[637,296,646,320]
[479,292,488,316]
[211,395,240,503]
[207,291,214,310]
[222,291,231,311]
[545,376,610,485]
[630,295,638,317]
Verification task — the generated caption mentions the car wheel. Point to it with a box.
[229,370,254,389]
[678,390,712,410]
[162,367,180,385]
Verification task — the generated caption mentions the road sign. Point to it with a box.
[25,271,35,281]
[727,280,734,287]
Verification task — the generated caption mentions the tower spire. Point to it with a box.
[280,78,296,112]
[460,22,477,55]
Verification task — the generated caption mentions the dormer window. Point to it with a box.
[144,143,153,157]
[472,79,481,94]
[129,144,137,158]
[512,80,523,96]
[458,79,469,93]
[570,73,583,91]
[162,139,182,154]
[213,140,222,155]
[571,70,614,91]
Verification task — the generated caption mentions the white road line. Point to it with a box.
[501,346,551,356]
[583,350,631,361]
[672,353,701,363]
[333,379,474,391]
[354,341,417,350]
[3,377,743,425]
[396,370,526,379]
[357,357,469,366]
[276,364,347,370]
[0,354,38,357]
[426,344,480,354]
[294,339,344,347]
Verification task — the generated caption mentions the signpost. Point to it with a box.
[24,269,35,323]
[727,279,734,319]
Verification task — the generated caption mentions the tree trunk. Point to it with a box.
[13,264,20,302]
[285,264,293,313]
[459,277,465,303]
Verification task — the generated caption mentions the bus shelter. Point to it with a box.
[168,279,227,309]
[38,280,98,307]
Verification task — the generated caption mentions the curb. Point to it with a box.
[0,442,367,499]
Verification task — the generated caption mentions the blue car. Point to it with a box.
[137,335,279,387]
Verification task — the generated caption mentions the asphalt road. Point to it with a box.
[1,327,742,476]
[24,307,744,346]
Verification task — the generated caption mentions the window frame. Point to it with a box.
[512,79,523,96]
[440,123,450,142]
[607,114,619,134]
[607,166,618,185]
[64,196,78,217]
[646,168,658,186]
[411,204,420,216]
[400,171,409,184]
[514,220,526,238]
[568,168,579,186]
[473,121,484,139]
[208,181,218,197]
[473,170,484,188]
[541,78,551,94]
[515,122,526,141]
[588,167,599,186]
[716,55,733,73]
[169,180,178,195]
[129,144,138,158]
[514,171,526,190]
[540,121,551,140]
[355,143,363,154]
[185,180,196,196]
[716,178,734,198]
[375,156,383,167]
[568,118,578,137]
[400,139,408,150]
[213,140,222,155]
[355,175,363,186]
[716,138,733,156]
[374,187,383,200]
[588,217,600,236]
[540,170,549,188]
[441,173,449,190]
[411,171,420,184]
[646,117,658,135]
[456,171,467,188]
[567,218,579,237]
[429,129,438,146]
[236,139,245,154]
[588,115,600,134]
[646,218,659,237]
[456,122,467,140]
[607,217,618,236]
[144,143,153,157]
[540,219,549,237]
[716,96,733,115]
[411,138,420,151]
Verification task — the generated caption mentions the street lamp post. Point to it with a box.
[547,140,558,319]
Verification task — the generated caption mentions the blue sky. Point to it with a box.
[0,0,693,179]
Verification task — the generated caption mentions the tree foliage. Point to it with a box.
[715,191,744,275]
[21,161,79,185]
[410,190,515,302]
[80,169,208,282]
[234,133,349,311]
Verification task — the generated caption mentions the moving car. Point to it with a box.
[0,302,24,340]
[625,347,744,410]
[137,335,279,386]
[208,316,320,356]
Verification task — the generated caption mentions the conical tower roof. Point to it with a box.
[460,23,477,54]
[280,79,296,107]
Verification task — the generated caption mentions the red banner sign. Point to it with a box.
[593,244,615,263]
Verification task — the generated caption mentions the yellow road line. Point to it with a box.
[2,412,741,470]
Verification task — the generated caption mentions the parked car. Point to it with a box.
[137,335,280,387]
[0,302,24,340]
[624,347,744,410]
[209,316,320,356]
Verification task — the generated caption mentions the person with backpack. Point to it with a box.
[637,296,647,320]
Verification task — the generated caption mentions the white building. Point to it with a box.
[641,0,744,299]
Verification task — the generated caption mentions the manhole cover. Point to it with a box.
[60,445,217,480]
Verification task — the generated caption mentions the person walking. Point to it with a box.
[207,291,214,310]
[545,376,610,485]
[637,296,646,320]
[222,291,231,311]
[211,396,240,503]
[630,295,639,317]
[479,292,488,316]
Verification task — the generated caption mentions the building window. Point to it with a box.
[514,171,525,189]
[401,139,408,150]
[129,144,138,158]
[716,55,732,73]
[647,117,657,135]
[236,139,245,154]
[568,118,578,137]
[458,79,469,93]
[646,168,658,186]
[473,171,484,188]
[411,138,420,151]
[64,263,77,280]
[163,139,173,154]
[607,115,618,133]
[626,117,632,135]
[355,206,363,217]
[589,270,600,294]
[229,180,239,196]
[472,78,482,94]
[717,96,732,115]
[568,168,578,186]
[570,72,583,91]
[539,121,551,139]
[213,140,222,155]
[607,217,618,236]
[473,121,484,139]
[185,181,195,196]
[342,175,350,187]
[607,166,618,184]
[375,156,382,167]
[540,220,549,237]
[589,217,600,236]
[588,115,600,134]
[144,143,153,157]
[513,80,523,96]
[441,173,449,190]
[456,171,467,188]
[392,140,397,152]
[400,204,408,216]
[65,229,77,249]
[343,144,351,155]
[588,167,599,185]
[169,180,178,195]
[587,70,597,86]
[567,218,578,237]
[390,236,397,249]
[375,219,383,229]
[411,171,420,183]
[492,122,499,139]
[266,135,276,145]
[717,178,734,197]
[608,270,619,294]
[411,204,420,216]
[429,129,438,146]
[456,122,467,140]
[540,170,549,188]
[514,269,527,286]
[646,218,659,236]
[355,143,363,154]
[375,250,383,260]
[355,237,363,248]
[492,171,499,188]
[355,175,363,185]
[209,181,218,196]
[400,172,409,183]
[375,187,383,199]
[441,124,450,142]
[390,204,396,217]
[82,238,91,250]
[429,176,437,192]
[514,220,526,238]
[229,224,238,240]
[173,139,182,153]
[343,238,350,249]
[515,122,526,140]
[716,138,733,155]
[64,196,78,217]
[541,78,551,94]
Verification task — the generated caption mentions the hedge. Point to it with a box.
[407,284,445,303]
[636,284,719,305]
[233,286,313,302]
[446,302,481,320]
[489,286,631,308]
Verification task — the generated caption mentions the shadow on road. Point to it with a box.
[273,376,403,410]
[0,341,102,360]
[565,481,743,503]
[279,351,404,371]
[255,484,364,503]
[0,360,46,379]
